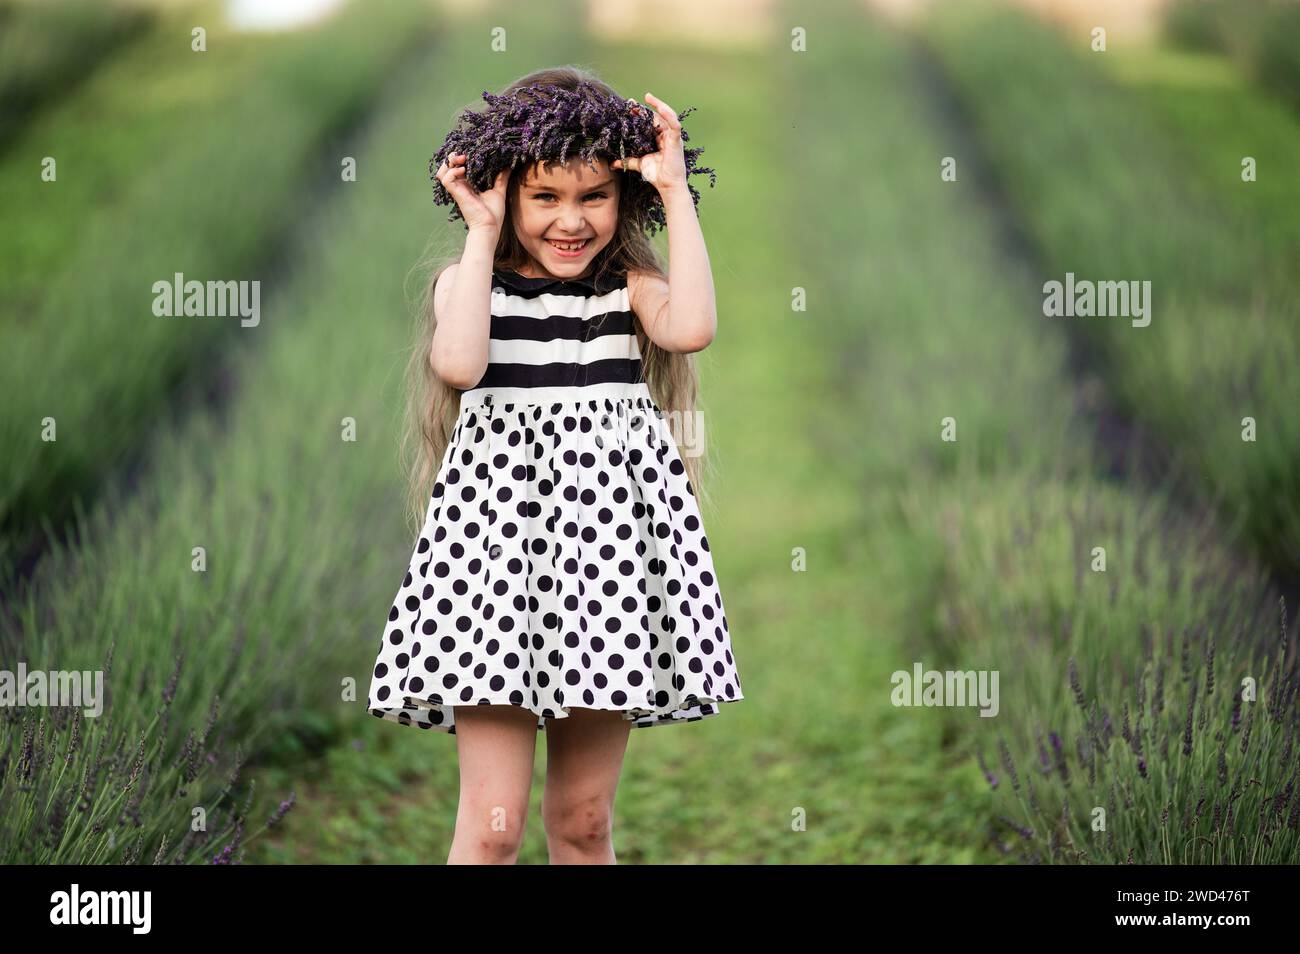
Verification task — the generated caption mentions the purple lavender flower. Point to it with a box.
[1275,777,1294,819]
[996,815,1034,840]
[268,793,296,829]
[1049,731,1069,783]
[976,749,999,790]
[211,822,244,865]
[998,737,1021,792]
[1068,657,1087,711]
[1182,682,1197,757]
[430,81,717,237]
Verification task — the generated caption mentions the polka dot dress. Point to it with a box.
[366,265,745,733]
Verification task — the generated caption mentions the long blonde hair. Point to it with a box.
[398,66,717,538]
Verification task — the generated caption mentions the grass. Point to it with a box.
[1163,0,1300,112]
[0,0,447,864]
[1,0,286,314]
[1106,46,1300,283]
[0,0,151,145]
[0,0,437,575]
[922,5,1300,581]
[790,1,1298,863]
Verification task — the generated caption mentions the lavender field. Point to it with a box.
[1,0,1297,868]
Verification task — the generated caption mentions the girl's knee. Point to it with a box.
[457,801,529,856]
[542,793,613,846]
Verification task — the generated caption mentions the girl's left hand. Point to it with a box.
[612,92,688,196]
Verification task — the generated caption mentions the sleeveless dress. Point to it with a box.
[365,265,745,733]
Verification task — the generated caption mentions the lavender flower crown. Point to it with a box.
[428,83,717,236]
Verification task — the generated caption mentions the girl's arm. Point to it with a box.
[618,89,717,354]
[630,189,717,354]
[429,224,499,388]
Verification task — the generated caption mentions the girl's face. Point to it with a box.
[511,156,619,280]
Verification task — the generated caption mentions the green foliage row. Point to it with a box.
[0,0,435,578]
[0,0,442,863]
[800,1,1298,862]
[924,6,1300,579]
[1165,0,1300,111]
[0,0,152,142]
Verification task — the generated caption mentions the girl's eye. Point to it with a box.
[535,192,608,201]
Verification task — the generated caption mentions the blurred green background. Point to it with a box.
[1,0,1298,864]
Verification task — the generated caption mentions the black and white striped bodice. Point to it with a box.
[459,266,649,408]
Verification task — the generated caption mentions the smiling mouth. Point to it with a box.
[546,238,592,252]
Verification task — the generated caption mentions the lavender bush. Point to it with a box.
[0,641,296,864]
[428,83,717,235]
[982,599,1299,864]
[909,474,1300,864]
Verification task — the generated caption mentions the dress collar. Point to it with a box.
[493,265,623,295]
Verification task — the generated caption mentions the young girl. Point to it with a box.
[365,66,744,864]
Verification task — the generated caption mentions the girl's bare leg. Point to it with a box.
[541,708,633,864]
[448,705,540,864]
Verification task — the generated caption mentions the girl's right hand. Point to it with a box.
[435,152,509,233]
